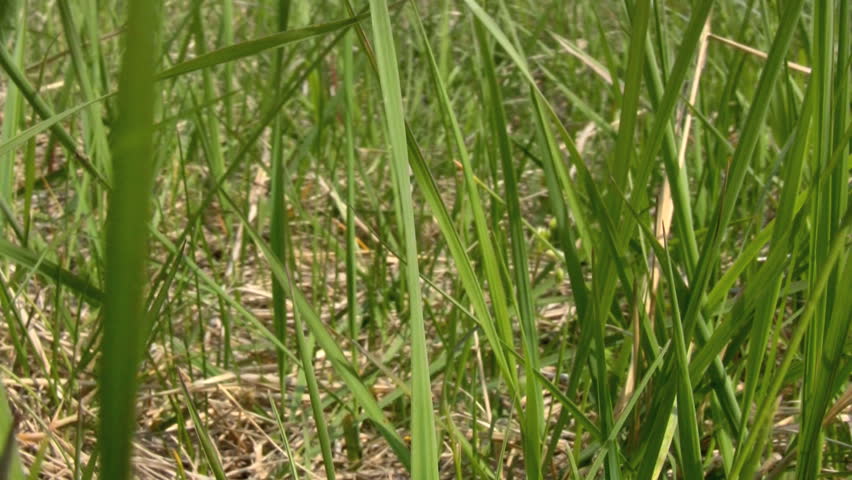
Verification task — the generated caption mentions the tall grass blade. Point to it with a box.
[471,14,544,479]
[798,0,848,477]
[0,238,103,304]
[0,0,24,209]
[157,13,368,80]
[176,377,227,480]
[408,3,518,401]
[368,1,439,478]
[269,0,292,451]
[98,0,159,478]
[0,384,23,480]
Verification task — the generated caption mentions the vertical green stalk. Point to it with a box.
[471,17,543,479]
[660,241,702,477]
[409,2,519,404]
[0,1,24,206]
[0,383,23,480]
[343,28,359,380]
[57,0,111,178]
[222,0,235,128]
[368,1,439,478]
[267,2,334,478]
[291,268,337,480]
[589,0,653,477]
[270,0,291,404]
[190,2,229,241]
[99,0,159,479]
[798,0,845,477]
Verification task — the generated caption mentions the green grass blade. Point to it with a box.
[0,94,112,159]
[368,1,438,478]
[342,25,360,401]
[472,15,544,479]
[408,4,518,398]
[292,303,338,480]
[269,0,292,415]
[269,394,301,479]
[798,0,847,476]
[98,0,159,478]
[0,0,24,205]
[660,239,702,476]
[57,0,112,176]
[176,377,227,480]
[265,15,338,468]
[348,9,528,465]
[0,383,24,480]
[0,237,103,304]
[157,13,367,80]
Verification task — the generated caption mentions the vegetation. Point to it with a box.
[0,0,849,478]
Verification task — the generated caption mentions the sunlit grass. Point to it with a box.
[0,1,848,479]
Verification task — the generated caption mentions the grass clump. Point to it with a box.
[0,0,849,479]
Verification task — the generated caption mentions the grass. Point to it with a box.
[0,0,849,478]
[99,2,158,480]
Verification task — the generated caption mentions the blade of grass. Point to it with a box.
[176,376,227,480]
[269,0,292,422]
[408,3,519,400]
[341,22,362,463]
[269,393,301,480]
[471,15,544,479]
[270,83,337,478]
[98,0,159,478]
[0,384,23,480]
[57,0,112,176]
[798,0,847,476]
[659,234,702,477]
[350,5,526,436]
[0,237,103,305]
[157,12,371,80]
[291,293,338,480]
[368,2,439,478]
[0,0,25,208]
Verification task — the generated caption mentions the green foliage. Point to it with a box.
[99,0,160,479]
[0,0,847,478]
